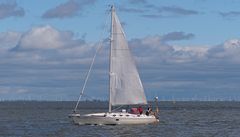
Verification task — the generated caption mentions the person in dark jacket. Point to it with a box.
[145,107,152,116]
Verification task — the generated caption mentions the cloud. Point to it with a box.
[42,0,96,19]
[0,1,25,19]
[0,31,21,50]
[129,32,195,53]
[1,25,95,67]
[219,11,240,19]
[128,0,147,4]
[129,34,240,64]
[119,1,199,18]
[141,5,199,18]
[160,6,199,16]
[1,25,240,100]
[129,34,208,64]
[16,25,75,50]
[129,35,174,59]
[161,32,195,42]
[141,14,164,18]
[119,6,147,13]
[207,39,240,63]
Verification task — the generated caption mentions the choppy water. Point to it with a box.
[0,101,240,137]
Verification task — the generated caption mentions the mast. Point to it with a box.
[109,5,114,112]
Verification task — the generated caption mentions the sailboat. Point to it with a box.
[69,5,159,125]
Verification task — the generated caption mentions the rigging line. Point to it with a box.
[74,12,111,112]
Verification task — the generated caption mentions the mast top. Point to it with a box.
[111,5,115,12]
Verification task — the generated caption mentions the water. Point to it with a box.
[0,101,240,137]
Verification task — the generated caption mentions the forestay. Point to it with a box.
[109,7,147,106]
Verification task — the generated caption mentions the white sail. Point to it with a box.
[109,7,147,106]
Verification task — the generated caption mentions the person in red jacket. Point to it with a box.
[138,106,143,115]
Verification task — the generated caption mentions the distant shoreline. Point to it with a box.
[1,101,240,110]
[0,100,240,102]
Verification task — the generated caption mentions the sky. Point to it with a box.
[0,0,240,101]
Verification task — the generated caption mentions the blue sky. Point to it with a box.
[0,0,240,101]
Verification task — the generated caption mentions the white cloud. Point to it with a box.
[18,25,70,50]
[130,35,240,64]
[171,46,209,63]
[0,31,21,50]
[223,39,240,49]
[130,35,209,64]
[207,39,240,63]
[2,25,96,66]
[130,35,173,57]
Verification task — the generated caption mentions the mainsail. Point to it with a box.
[109,6,147,106]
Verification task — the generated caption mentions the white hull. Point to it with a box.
[69,112,159,125]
